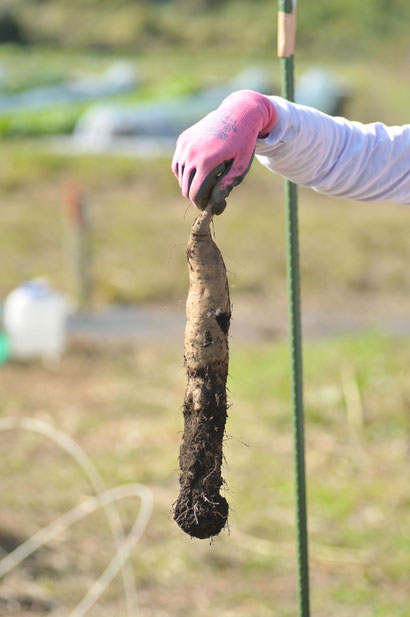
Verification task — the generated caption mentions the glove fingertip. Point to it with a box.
[211,199,227,215]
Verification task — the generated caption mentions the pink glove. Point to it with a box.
[172,90,277,214]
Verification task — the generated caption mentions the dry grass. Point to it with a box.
[1,333,409,616]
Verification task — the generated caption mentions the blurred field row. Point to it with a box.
[0,47,409,136]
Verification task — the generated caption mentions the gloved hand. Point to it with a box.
[172,89,277,214]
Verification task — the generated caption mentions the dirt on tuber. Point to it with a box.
[174,205,231,539]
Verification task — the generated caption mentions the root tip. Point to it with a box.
[174,492,229,539]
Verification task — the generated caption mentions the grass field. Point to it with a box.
[1,334,409,616]
[8,0,410,61]
[1,46,410,616]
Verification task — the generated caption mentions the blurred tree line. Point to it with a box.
[1,0,409,59]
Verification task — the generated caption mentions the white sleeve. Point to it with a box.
[255,96,410,205]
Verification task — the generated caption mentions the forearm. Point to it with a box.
[255,96,410,205]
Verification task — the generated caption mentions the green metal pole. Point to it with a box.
[277,2,310,616]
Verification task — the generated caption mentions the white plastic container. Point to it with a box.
[3,280,68,360]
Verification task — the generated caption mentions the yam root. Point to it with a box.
[174,205,231,539]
